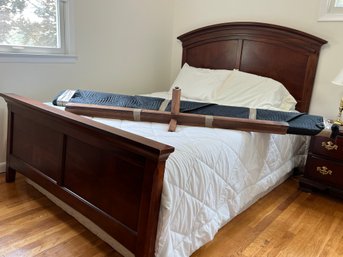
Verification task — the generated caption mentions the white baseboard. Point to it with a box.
[0,162,5,173]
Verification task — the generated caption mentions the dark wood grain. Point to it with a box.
[300,135,343,198]
[178,22,327,112]
[1,93,174,257]
[5,103,16,182]
[309,135,343,161]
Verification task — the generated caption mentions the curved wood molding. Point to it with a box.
[178,22,327,113]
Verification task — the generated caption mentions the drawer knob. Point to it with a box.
[321,141,338,151]
[316,166,333,175]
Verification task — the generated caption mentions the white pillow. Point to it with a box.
[169,63,231,101]
[212,69,297,111]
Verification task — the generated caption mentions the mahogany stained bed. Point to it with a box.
[1,22,326,257]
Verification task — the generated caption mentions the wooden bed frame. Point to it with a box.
[1,22,326,257]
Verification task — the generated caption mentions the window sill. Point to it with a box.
[318,0,343,21]
[0,53,78,63]
[318,13,343,21]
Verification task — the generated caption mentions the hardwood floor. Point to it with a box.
[192,176,343,257]
[0,173,121,257]
[1,173,343,257]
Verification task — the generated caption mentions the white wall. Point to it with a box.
[171,0,343,119]
[0,0,174,164]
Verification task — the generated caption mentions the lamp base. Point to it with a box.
[333,120,343,126]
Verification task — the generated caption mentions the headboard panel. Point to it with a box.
[177,22,327,113]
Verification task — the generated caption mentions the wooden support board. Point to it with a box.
[65,103,289,135]
[168,87,181,132]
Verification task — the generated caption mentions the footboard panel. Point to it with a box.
[2,93,174,257]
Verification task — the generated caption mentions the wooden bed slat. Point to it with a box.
[65,103,289,135]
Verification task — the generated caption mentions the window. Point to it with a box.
[335,0,343,7]
[319,0,343,21]
[0,0,75,62]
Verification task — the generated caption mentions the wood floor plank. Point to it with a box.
[0,174,120,257]
[192,177,343,257]
[1,174,343,256]
[318,217,343,257]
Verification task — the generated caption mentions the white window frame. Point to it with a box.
[318,0,343,21]
[0,0,76,63]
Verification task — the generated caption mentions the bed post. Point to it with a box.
[5,103,16,182]
[136,160,168,257]
[6,167,16,183]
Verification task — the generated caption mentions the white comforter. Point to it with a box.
[92,116,308,257]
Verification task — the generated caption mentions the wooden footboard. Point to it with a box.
[1,93,174,257]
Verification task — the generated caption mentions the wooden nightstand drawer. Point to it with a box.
[305,155,343,188]
[310,136,343,161]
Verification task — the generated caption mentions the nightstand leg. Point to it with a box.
[299,178,314,193]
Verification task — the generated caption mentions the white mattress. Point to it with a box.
[91,116,308,257]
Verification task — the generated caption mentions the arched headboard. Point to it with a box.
[177,22,327,113]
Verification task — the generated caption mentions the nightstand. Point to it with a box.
[300,134,343,198]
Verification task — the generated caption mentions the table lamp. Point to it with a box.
[333,68,343,125]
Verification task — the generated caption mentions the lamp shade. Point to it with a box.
[332,68,343,86]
